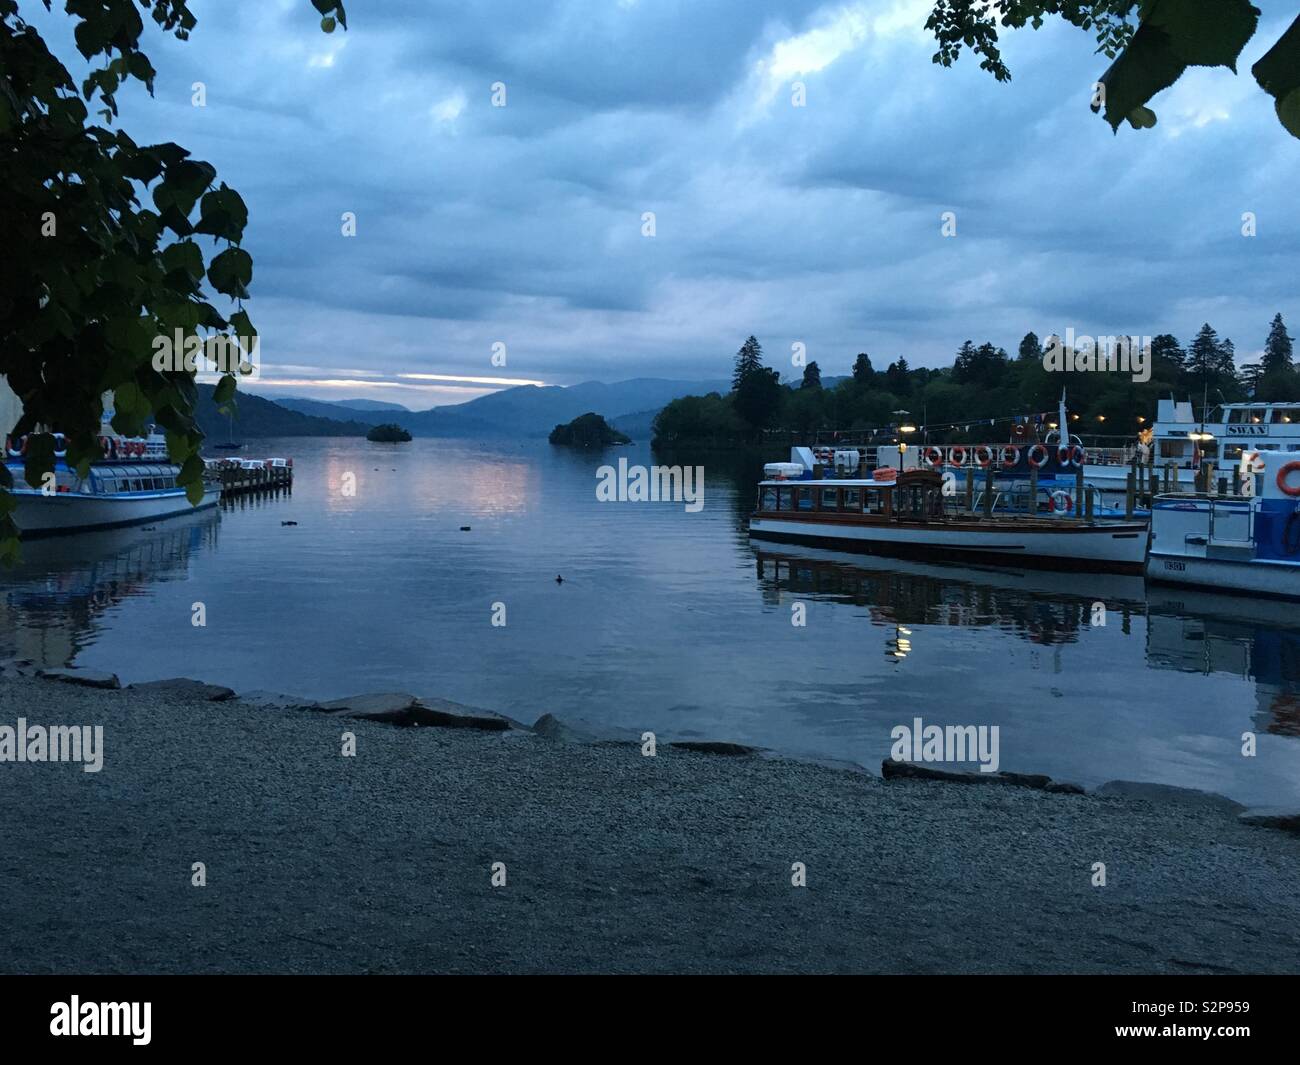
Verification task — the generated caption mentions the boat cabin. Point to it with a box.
[757,469,946,522]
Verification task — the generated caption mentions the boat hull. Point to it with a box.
[748,515,1149,573]
[1146,552,1300,600]
[12,488,220,538]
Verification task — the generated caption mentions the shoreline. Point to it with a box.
[4,666,1300,974]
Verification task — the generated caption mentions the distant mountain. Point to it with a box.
[264,377,730,439]
[197,385,368,440]
[609,409,660,441]
[279,396,409,413]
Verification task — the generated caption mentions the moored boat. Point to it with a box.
[1146,449,1300,599]
[4,431,219,539]
[749,464,1149,574]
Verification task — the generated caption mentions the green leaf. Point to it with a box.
[230,308,258,354]
[1149,0,1259,71]
[213,375,237,405]
[1127,105,1158,129]
[321,16,336,33]
[207,247,253,299]
[161,240,204,280]
[1094,0,1260,132]
[1252,16,1300,140]
[194,185,249,241]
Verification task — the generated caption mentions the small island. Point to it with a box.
[548,412,631,448]
[366,423,413,443]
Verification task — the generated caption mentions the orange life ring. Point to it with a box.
[5,435,25,458]
[1050,491,1073,513]
[1001,445,1021,469]
[1027,444,1049,468]
[1013,423,1026,438]
[922,446,943,468]
[1277,461,1300,497]
[974,445,993,468]
[948,446,967,466]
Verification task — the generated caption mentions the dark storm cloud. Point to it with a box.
[17,0,1298,401]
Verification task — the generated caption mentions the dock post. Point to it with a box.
[965,468,974,513]
[1075,464,1084,516]
[1085,487,1094,521]
[1125,471,1135,518]
[982,464,994,518]
[1028,465,1038,515]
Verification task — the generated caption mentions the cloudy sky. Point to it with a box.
[25,0,1300,407]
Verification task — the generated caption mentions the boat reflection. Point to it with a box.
[751,542,1300,737]
[0,509,220,668]
[1146,586,1300,738]
[752,543,1146,647]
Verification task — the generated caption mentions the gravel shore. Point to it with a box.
[3,672,1300,974]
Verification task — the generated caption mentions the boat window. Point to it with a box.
[760,487,777,511]
[795,487,814,511]
[776,486,793,511]
[130,478,143,492]
[1158,440,1187,458]
[1271,407,1299,423]
[864,488,885,515]
[1227,408,1252,423]
[1223,444,1245,460]
[843,487,860,510]
[820,486,839,510]
[1199,441,1219,458]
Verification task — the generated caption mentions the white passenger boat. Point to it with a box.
[1146,450,1300,599]
[750,460,1149,574]
[4,431,219,539]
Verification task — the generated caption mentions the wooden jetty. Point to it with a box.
[206,459,293,498]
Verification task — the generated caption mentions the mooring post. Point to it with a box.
[1028,465,1038,515]
[965,467,974,513]
[983,464,994,518]
[1125,471,1135,518]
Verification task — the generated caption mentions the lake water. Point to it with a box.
[4,437,1300,806]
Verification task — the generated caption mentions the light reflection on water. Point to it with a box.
[2,437,1299,805]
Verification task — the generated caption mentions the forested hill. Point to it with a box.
[196,384,368,439]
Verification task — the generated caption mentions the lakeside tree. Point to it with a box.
[1255,313,1296,400]
[732,366,783,436]
[884,357,911,396]
[1150,334,1187,376]
[1187,323,1240,397]
[925,2,1300,140]
[1017,332,1042,363]
[852,352,875,384]
[652,317,1290,452]
[0,0,346,561]
[1263,313,1295,373]
[801,361,822,390]
[730,335,764,391]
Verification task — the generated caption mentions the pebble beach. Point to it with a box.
[3,667,1300,975]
